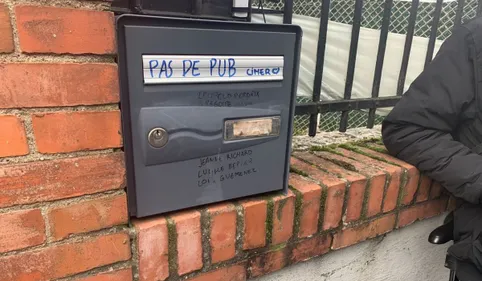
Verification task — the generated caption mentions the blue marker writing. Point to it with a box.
[149,60,159,78]
[228,58,236,77]
[159,60,173,78]
[210,58,217,76]
[192,60,200,77]
[272,67,280,75]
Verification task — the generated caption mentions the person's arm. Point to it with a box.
[382,26,482,204]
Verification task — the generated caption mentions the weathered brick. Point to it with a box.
[0,63,119,108]
[0,209,45,253]
[0,4,13,53]
[272,190,295,245]
[430,181,443,199]
[315,150,387,217]
[289,174,322,238]
[291,234,331,264]
[242,200,267,250]
[0,153,125,208]
[354,146,420,205]
[187,264,246,281]
[0,115,29,157]
[416,175,432,202]
[249,248,287,278]
[332,214,396,249]
[48,194,128,241]
[135,218,169,281]
[74,268,133,281]
[290,157,345,230]
[16,6,115,54]
[398,198,448,228]
[208,203,237,263]
[336,148,404,214]
[0,233,130,281]
[293,153,366,222]
[172,210,203,275]
[32,111,122,153]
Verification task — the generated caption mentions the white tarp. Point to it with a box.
[252,13,444,115]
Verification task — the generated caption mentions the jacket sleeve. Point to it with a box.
[382,26,482,204]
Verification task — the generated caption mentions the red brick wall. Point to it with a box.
[0,1,453,280]
[0,1,131,280]
[133,142,453,281]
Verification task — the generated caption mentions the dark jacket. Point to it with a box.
[382,17,482,271]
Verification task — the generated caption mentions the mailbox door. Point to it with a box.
[117,15,302,217]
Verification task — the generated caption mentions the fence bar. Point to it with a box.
[283,0,294,24]
[478,0,482,16]
[453,0,465,29]
[396,0,419,96]
[295,96,401,115]
[424,0,443,69]
[308,0,331,137]
[367,0,393,129]
[339,0,364,132]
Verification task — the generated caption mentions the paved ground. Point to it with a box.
[255,215,451,281]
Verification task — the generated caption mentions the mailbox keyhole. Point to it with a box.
[148,128,169,148]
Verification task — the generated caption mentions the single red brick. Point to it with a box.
[16,6,115,54]
[0,63,119,108]
[430,181,443,199]
[332,214,396,249]
[249,248,287,278]
[0,209,45,253]
[289,157,345,230]
[416,175,432,203]
[0,4,14,53]
[32,111,122,154]
[172,210,203,275]
[289,174,322,238]
[291,234,332,264]
[48,194,128,241]
[0,233,130,281]
[73,268,133,281]
[293,153,366,222]
[208,203,237,264]
[0,153,125,208]
[398,198,449,228]
[0,115,29,157]
[242,200,267,250]
[353,146,420,205]
[272,190,295,245]
[134,218,169,281]
[187,264,246,281]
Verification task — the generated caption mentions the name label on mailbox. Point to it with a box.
[142,55,284,84]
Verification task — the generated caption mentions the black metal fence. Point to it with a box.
[249,0,481,136]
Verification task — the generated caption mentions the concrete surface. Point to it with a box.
[255,215,451,281]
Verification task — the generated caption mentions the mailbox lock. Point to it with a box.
[148,128,168,148]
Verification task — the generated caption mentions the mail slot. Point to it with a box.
[117,14,302,217]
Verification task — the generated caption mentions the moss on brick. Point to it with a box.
[289,186,303,238]
[340,143,398,166]
[166,218,179,275]
[326,158,357,172]
[317,187,328,232]
[276,197,288,221]
[360,179,372,220]
[265,198,275,245]
[269,242,287,252]
[234,203,245,254]
[290,166,309,177]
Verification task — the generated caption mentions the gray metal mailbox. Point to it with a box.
[117,14,302,217]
